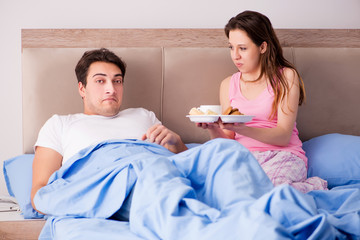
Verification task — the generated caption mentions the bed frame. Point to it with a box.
[1,28,359,239]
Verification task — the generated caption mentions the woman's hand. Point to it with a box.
[196,120,235,139]
[196,122,219,130]
[219,121,246,131]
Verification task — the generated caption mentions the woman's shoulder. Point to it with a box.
[282,67,298,85]
[220,75,232,92]
[282,67,296,75]
[222,75,232,83]
[221,72,239,85]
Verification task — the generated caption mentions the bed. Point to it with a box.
[0,28,360,239]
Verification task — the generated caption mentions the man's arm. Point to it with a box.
[142,124,188,153]
[31,146,63,213]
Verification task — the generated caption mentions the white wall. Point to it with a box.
[0,0,359,195]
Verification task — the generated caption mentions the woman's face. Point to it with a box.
[228,29,265,75]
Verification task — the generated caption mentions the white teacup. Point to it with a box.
[198,105,221,115]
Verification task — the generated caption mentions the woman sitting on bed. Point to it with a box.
[197,10,327,193]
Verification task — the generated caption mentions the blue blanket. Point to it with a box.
[34,139,360,240]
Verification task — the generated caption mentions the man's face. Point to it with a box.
[78,61,124,117]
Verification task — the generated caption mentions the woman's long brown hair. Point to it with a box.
[225,10,306,119]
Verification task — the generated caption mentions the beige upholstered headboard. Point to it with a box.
[22,29,360,153]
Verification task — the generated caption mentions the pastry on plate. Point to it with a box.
[189,107,205,115]
[222,106,243,115]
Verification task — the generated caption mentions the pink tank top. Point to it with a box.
[229,72,307,164]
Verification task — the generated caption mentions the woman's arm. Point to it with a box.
[31,146,62,213]
[221,68,300,146]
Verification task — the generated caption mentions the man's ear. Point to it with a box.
[260,41,267,54]
[78,82,85,98]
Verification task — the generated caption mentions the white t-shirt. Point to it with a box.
[35,108,161,164]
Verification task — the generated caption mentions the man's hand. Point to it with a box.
[142,124,188,153]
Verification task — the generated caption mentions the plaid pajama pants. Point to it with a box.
[252,150,328,193]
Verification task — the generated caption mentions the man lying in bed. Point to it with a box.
[30,48,188,213]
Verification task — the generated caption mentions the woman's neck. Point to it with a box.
[240,72,266,84]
